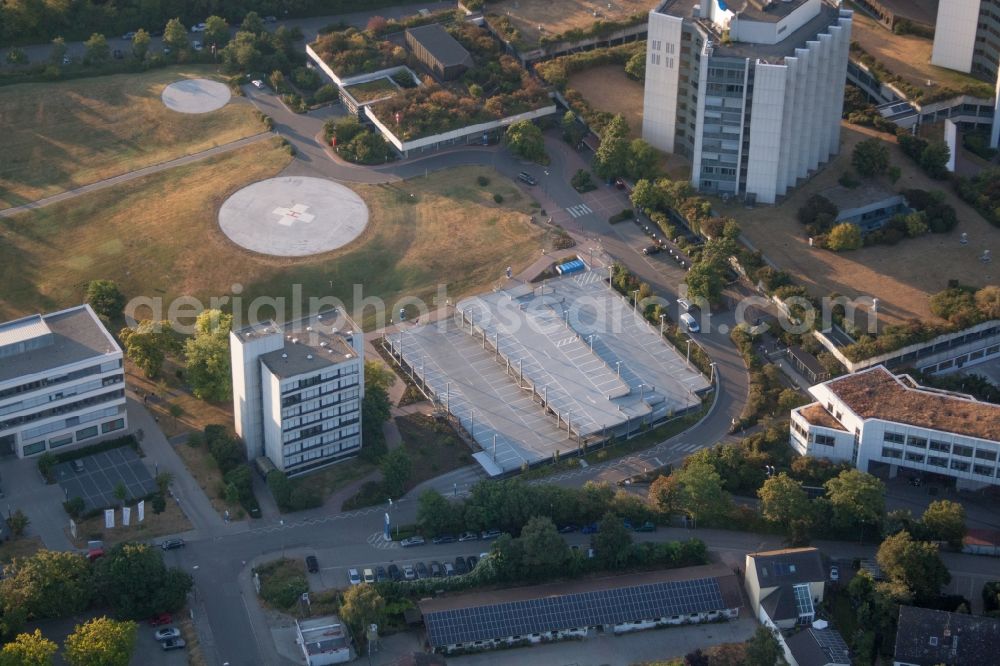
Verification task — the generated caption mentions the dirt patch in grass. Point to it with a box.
[0,160,546,332]
[0,536,43,563]
[568,65,644,138]
[397,413,474,481]
[489,0,658,50]
[847,4,993,96]
[66,493,192,548]
[0,66,262,208]
[722,124,999,327]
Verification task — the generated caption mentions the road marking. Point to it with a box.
[367,532,399,550]
[566,203,593,218]
[653,457,664,467]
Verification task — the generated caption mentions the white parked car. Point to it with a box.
[251,80,264,89]
[680,312,700,333]
[191,23,206,32]
[192,40,203,51]
[154,627,181,641]
[347,568,361,586]
[363,568,375,584]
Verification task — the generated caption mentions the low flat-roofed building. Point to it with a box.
[405,23,473,80]
[893,605,1000,665]
[296,615,351,665]
[745,547,826,630]
[820,184,909,234]
[791,365,1000,489]
[0,305,127,458]
[419,564,742,654]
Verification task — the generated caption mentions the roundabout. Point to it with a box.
[218,176,369,257]
[161,78,232,114]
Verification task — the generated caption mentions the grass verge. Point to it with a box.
[66,492,192,548]
[255,558,309,611]
[0,536,43,563]
[0,65,263,208]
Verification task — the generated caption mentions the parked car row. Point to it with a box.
[348,554,485,585]
[149,617,186,651]
[401,529,504,548]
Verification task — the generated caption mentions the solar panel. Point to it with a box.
[423,577,730,648]
[793,584,814,618]
[812,628,850,662]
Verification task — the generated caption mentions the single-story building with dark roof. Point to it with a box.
[405,23,473,81]
[418,564,742,654]
[820,184,909,234]
[894,605,1000,665]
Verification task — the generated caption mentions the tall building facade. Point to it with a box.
[0,305,127,458]
[230,310,364,477]
[643,0,853,204]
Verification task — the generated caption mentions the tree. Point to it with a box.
[380,448,411,499]
[118,320,175,378]
[5,47,28,65]
[876,530,950,600]
[630,178,662,212]
[851,138,889,177]
[204,15,229,48]
[674,459,732,525]
[758,473,811,528]
[625,51,645,80]
[974,285,1000,319]
[824,469,885,535]
[0,551,91,620]
[560,110,585,146]
[920,500,966,550]
[339,584,384,640]
[649,474,683,516]
[417,489,456,535]
[0,629,57,666]
[86,280,125,320]
[594,115,630,179]
[625,138,660,181]
[685,261,725,305]
[184,309,233,402]
[131,29,150,60]
[920,140,950,179]
[593,512,632,569]
[92,544,193,619]
[517,516,569,580]
[505,120,547,164]
[8,510,29,538]
[241,11,266,36]
[361,361,393,462]
[49,37,67,65]
[744,626,782,666]
[825,222,863,251]
[83,33,109,65]
[63,617,136,666]
[163,18,189,52]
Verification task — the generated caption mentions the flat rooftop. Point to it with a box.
[297,616,348,656]
[0,305,120,384]
[823,366,1000,442]
[821,183,903,213]
[406,23,471,67]
[395,268,708,473]
[740,0,812,23]
[235,310,360,380]
[486,0,658,51]
[798,402,847,430]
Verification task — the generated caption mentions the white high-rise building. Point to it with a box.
[642,0,853,204]
[230,310,364,477]
[0,305,127,458]
[931,0,1000,148]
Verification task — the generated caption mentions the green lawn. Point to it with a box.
[0,66,263,208]
[343,77,398,103]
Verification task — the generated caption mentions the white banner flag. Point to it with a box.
[122,506,131,527]
[137,500,145,523]
[69,519,77,539]
[104,509,115,529]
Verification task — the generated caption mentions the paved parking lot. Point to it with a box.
[54,447,157,511]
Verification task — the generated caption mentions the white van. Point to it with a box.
[680,313,700,333]
[677,298,692,311]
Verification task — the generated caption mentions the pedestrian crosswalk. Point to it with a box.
[566,203,593,218]
[670,442,701,452]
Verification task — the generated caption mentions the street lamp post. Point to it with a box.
[587,334,594,351]
[615,361,622,378]
[445,381,451,412]
[632,289,640,314]
[659,313,667,336]
[710,362,717,383]
[686,339,692,367]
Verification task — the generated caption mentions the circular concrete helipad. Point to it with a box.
[218,176,369,257]
[161,78,232,113]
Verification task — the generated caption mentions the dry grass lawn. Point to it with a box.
[722,124,999,327]
[0,536,43,563]
[488,0,658,49]
[0,66,262,208]
[171,435,233,518]
[0,157,546,330]
[66,493,192,548]
[848,5,993,94]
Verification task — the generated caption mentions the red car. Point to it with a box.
[149,613,173,627]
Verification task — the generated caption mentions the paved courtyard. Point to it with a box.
[393,268,710,475]
[54,446,157,512]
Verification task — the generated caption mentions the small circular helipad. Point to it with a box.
[161,78,231,113]
[218,176,369,257]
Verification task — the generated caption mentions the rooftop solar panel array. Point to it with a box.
[424,577,727,647]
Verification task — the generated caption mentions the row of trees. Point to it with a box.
[0,545,190,646]
[2,618,137,666]
[594,115,660,182]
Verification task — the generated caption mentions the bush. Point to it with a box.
[963,131,997,160]
[493,193,503,203]
[64,496,86,518]
[825,223,863,251]
[313,83,338,104]
[570,169,596,192]
[838,171,861,188]
[476,175,489,186]
[608,208,634,224]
